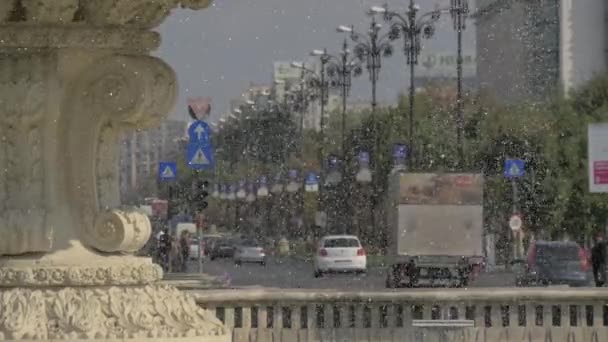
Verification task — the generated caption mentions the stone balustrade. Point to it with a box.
[193,287,608,342]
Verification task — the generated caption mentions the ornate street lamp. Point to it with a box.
[372,1,442,168]
[337,15,394,162]
[310,40,362,165]
[450,0,470,165]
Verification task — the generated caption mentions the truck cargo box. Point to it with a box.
[387,173,484,258]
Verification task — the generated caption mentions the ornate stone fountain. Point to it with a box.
[0,1,229,341]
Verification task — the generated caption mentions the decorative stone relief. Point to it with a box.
[0,0,211,26]
[80,0,212,28]
[21,0,79,23]
[0,285,228,340]
[0,53,51,255]
[0,1,14,22]
[0,262,163,287]
[0,27,160,52]
[82,0,175,28]
[62,55,176,253]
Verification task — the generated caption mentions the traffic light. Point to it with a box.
[194,180,210,212]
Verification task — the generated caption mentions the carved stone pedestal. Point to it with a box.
[0,1,228,341]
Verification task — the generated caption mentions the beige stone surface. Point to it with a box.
[0,1,229,341]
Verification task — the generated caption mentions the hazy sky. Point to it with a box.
[156,0,477,121]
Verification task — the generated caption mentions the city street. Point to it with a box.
[188,257,516,289]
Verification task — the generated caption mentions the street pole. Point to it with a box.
[377,1,441,169]
[318,59,327,235]
[511,179,520,261]
[408,0,416,169]
[456,15,464,165]
[341,40,349,161]
[451,0,469,166]
[197,172,203,274]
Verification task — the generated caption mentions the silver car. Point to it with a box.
[234,239,266,266]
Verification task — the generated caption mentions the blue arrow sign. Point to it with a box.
[186,143,214,169]
[188,120,211,145]
[504,159,525,178]
[158,162,177,181]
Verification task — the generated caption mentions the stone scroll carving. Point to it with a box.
[0,54,52,255]
[93,210,152,253]
[62,55,177,254]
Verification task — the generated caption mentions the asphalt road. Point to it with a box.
[187,256,516,289]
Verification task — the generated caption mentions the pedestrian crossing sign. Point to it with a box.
[187,143,214,169]
[504,159,524,179]
[158,162,177,181]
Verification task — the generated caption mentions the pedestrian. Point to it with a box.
[170,235,180,272]
[179,231,191,272]
[591,234,607,287]
[157,228,171,272]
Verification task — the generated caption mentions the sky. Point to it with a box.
[155,0,477,122]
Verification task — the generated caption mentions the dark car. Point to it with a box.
[209,239,236,260]
[516,240,590,287]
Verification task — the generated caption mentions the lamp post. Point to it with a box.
[449,0,469,166]
[337,16,394,163]
[372,1,442,168]
[311,40,362,167]
[293,59,330,165]
[310,42,362,235]
[290,61,330,216]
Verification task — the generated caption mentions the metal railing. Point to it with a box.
[192,288,608,342]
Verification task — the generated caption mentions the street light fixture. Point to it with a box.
[337,25,353,33]
[310,49,325,56]
[370,6,387,14]
[290,61,303,69]
[375,0,442,168]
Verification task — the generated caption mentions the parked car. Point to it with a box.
[209,238,236,260]
[516,240,589,287]
[313,235,366,277]
[234,239,266,266]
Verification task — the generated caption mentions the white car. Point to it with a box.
[233,239,266,266]
[314,235,367,277]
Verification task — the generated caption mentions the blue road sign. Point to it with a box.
[188,120,211,145]
[305,172,319,192]
[504,159,525,178]
[393,144,407,159]
[305,172,319,185]
[158,162,177,181]
[186,143,215,169]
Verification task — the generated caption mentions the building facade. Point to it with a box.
[476,0,605,102]
[271,60,342,132]
[119,119,187,200]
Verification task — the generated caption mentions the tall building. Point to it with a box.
[559,0,606,93]
[119,119,187,200]
[476,0,605,102]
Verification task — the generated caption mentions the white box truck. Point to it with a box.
[385,172,485,288]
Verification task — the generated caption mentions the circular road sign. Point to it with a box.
[509,214,523,231]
